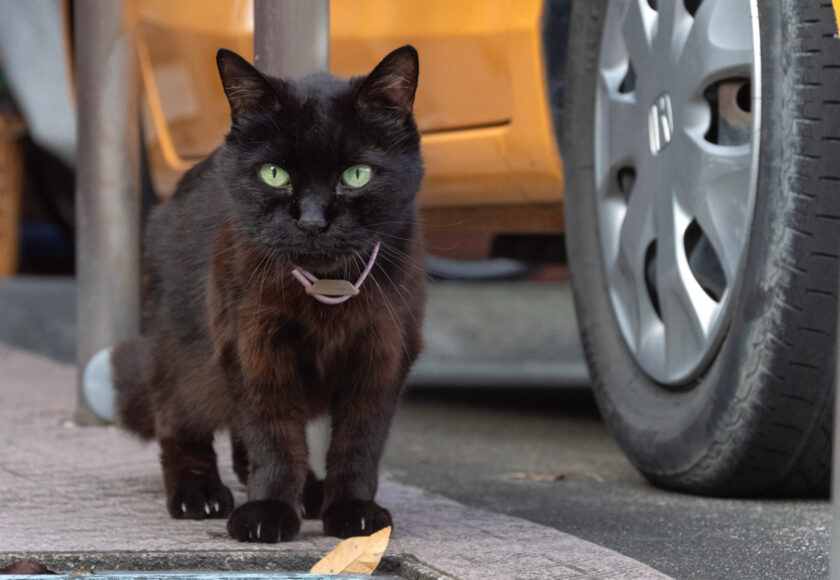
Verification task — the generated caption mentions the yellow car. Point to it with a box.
[2,0,840,497]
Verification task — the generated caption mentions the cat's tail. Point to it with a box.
[83,336,156,439]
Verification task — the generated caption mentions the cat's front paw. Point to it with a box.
[322,500,392,538]
[167,478,234,520]
[227,500,301,543]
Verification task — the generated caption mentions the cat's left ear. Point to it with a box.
[216,48,281,121]
[355,45,419,122]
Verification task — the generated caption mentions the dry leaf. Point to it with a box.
[505,471,605,483]
[310,525,392,575]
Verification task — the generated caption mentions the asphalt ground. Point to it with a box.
[384,389,830,579]
[0,276,832,579]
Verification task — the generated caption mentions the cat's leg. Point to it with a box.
[160,437,234,520]
[231,430,249,485]
[232,423,323,512]
[225,384,309,543]
[321,378,403,538]
[149,337,235,520]
[231,431,322,518]
[158,422,234,519]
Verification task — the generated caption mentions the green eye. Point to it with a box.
[341,164,373,188]
[259,163,290,188]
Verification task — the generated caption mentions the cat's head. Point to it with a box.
[214,45,423,272]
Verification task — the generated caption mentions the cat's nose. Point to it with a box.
[297,196,327,233]
[298,216,327,234]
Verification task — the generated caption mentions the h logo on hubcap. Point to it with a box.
[649,94,674,155]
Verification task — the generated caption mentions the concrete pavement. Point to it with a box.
[0,345,669,579]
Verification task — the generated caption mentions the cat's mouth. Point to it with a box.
[289,245,378,279]
[291,254,346,277]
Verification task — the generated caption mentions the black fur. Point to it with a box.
[112,46,425,543]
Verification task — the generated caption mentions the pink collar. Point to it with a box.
[291,242,381,304]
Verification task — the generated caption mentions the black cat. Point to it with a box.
[110,45,425,543]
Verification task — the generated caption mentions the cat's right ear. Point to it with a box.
[216,49,281,121]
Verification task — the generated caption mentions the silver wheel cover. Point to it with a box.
[594,0,761,385]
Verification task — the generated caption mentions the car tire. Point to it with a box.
[563,0,840,495]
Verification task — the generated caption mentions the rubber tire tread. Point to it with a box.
[563,0,840,496]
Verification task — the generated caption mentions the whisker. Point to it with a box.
[368,263,411,361]
[358,228,416,243]
[374,261,421,330]
[377,243,426,272]
[353,251,378,373]
[255,247,279,321]
[245,249,272,290]
[376,250,426,277]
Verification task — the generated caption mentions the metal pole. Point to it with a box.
[74,0,141,425]
[254,0,330,476]
[254,0,330,77]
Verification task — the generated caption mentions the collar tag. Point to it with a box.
[305,279,360,297]
[291,241,381,305]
